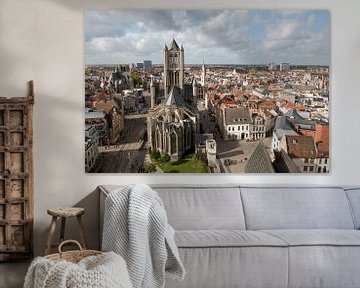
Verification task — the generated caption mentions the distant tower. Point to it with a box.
[150,76,156,108]
[164,39,184,96]
[201,60,206,86]
[201,60,208,110]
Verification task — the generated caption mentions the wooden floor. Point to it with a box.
[0,261,30,288]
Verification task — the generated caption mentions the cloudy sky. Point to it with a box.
[85,10,329,65]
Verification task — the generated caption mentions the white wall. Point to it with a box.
[0,0,359,256]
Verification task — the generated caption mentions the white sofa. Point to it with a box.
[99,185,360,288]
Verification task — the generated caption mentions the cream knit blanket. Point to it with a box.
[102,184,185,288]
[24,251,132,288]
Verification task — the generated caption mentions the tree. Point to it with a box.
[144,162,156,173]
[131,70,143,87]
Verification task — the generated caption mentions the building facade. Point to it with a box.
[85,125,100,172]
[147,39,198,161]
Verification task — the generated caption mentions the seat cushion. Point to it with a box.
[262,229,360,246]
[175,230,288,248]
[166,245,288,288]
[261,230,360,288]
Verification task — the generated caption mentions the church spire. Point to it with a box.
[170,38,180,50]
[201,59,206,87]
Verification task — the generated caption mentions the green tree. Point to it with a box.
[131,70,143,87]
[144,162,156,173]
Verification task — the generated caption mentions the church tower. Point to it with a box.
[164,39,184,96]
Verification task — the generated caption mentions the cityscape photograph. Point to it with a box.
[85,10,330,173]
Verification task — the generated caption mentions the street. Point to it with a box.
[92,117,148,173]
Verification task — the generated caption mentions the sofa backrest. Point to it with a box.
[345,188,360,229]
[240,187,355,230]
[152,186,246,230]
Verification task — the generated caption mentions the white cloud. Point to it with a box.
[267,21,298,41]
[85,10,329,65]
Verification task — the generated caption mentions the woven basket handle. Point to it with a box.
[58,240,83,255]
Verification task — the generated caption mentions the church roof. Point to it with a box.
[150,86,197,121]
[245,141,275,173]
[170,38,180,50]
[163,86,186,107]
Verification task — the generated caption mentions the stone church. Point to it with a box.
[147,39,199,161]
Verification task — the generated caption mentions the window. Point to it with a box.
[319,159,322,164]
[228,126,231,131]
[310,159,314,164]
[232,127,234,131]
[324,159,328,164]
[318,167,321,173]
[304,158,309,163]
[323,167,327,173]
[309,166,314,172]
[238,126,240,131]
[303,166,308,172]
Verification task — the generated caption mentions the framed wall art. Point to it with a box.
[84,10,330,174]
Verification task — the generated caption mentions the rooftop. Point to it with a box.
[245,141,275,173]
[162,87,186,107]
[85,111,106,119]
[224,107,251,125]
[286,135,317,159]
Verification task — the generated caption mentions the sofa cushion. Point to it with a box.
[100,185,246,230]
[287,246,360,288]
[262,229,360,246]
[154,186,246,230]
[175,230,288,248]
[165,246,288,288]
[241,187,355,230]
[261,230,360,288]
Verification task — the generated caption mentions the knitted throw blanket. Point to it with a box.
[24,251,133,288]
[102,184,185,288]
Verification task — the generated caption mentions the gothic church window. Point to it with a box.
[171,132,177,154]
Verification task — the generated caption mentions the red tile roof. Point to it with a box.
[286,135,317,159]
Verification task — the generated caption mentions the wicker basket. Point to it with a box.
[45,240,102,263]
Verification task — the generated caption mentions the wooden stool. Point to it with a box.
[45,207,87,255]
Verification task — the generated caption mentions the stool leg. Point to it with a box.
[45,216,57,255]
[77,215,87,249]
[60,217,66,243]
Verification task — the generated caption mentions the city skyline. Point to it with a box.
[85,9,330,66]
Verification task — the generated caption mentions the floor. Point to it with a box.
[0,261,30,288]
